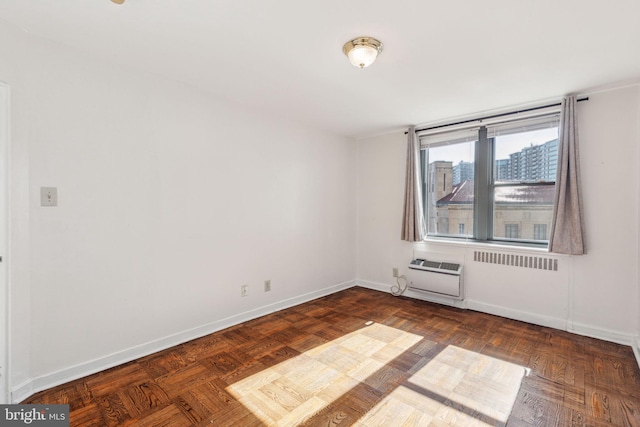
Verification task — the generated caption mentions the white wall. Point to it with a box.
[357,85,640,345]
[637,88,640,363]
[570,86,639,338]
[0,23,357,401]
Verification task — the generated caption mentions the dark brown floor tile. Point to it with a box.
[86,362,153,398]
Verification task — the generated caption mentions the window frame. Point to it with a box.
[419,111,559,248]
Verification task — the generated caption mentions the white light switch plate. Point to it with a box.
[41,187,58,207]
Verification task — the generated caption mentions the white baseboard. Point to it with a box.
[466,300,568,331]
[357,280,637,350]
[14,279,639,403]
[633,336,640,370]
[11,380,33,405]
[356,280,390,294]
[568,322,636,347]
[12,280,356,403]
[356,280,467,309]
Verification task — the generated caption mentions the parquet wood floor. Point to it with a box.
[23,287,640,426]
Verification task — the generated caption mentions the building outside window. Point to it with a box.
[452,161,474,185]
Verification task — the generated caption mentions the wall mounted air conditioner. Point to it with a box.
[406,258,464,300]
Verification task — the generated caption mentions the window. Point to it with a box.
[421,128,476,238]
[534,224,548,241]
[420,113,559,246]
[505,224,519,239]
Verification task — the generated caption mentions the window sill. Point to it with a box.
[420,236,556,255]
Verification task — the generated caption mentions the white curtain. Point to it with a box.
[549,96,586,254]
[401,127,426,242]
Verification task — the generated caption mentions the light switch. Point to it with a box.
[40,187,58,207]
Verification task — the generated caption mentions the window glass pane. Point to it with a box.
[493,185,555,242]
[494,127,559,183]
[424,142,475,237]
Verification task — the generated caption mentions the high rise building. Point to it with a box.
[505,139,558,182]
[452,161,474,185]
[496,159,511,180]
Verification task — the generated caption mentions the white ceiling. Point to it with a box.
[1,0,639,137]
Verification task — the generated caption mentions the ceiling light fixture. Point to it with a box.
[111,0,125,4]
[342,37,383,69]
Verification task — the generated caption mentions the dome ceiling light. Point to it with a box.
[342,37,383,69]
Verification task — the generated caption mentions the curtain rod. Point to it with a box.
[405,97,589,135]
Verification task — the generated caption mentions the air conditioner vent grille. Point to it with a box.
[423,260,443,269]
[440,262,461,271]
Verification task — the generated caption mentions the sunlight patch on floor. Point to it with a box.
[226,323,526,426]
[226,322,422,426]
[359,346,527,426]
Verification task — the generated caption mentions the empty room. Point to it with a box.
[0,1,639,426]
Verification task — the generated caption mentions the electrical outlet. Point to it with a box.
[392,267,399,278]
[241,285,248,297]
[264,280,271,292]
